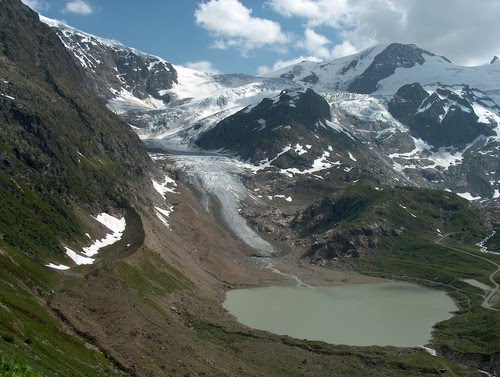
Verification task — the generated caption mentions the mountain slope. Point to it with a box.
[196,89,348,166]
[41,16,178,113]
[42,17,500,203]
[388,83,498,147]
[0,1,161,374]
[269,43,500,105]
[0,1,156,262]
[18,9,500,375]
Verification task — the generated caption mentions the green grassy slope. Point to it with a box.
[0,0,157,373]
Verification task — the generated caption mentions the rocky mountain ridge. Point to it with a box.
[41,16,178,112]
[42,19,499,203]
[270,43,500,105]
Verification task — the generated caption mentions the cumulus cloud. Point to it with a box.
[331,41,358,59]
[185,60,221,74]
[64,0,93,16]
[21,0,48,12]
[299,28,332,59]
[269,0,352,28]
[297,28,358,60]
[257,55,322,75]
[195,0,289,55]
[268,0,500,65]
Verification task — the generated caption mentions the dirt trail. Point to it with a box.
[436,234,500,311]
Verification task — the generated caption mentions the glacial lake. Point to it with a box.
[223,282,457,347]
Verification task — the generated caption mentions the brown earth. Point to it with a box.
[48,157,480,376]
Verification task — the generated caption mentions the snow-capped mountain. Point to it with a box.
[388,83,499,147]
[41,16,178,113]
[42,17,499,203]
[268,43,500,105]
[41,17,296,117]
[196,89,361,169]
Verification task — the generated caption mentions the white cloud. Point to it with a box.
[331,41,357,59]
[257,55,322,75]
[64,0,93,16]
[300,28,332,59]
[297,28,358,60]
[195,0,289,55]
[185,60,221,74]
[268,0,500,65]
[269,0,351,28]
[21,0,48,11]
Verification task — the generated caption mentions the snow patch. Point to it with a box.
[256,118,266,131]
[155,206,174,230]
[82,214,126,257]
[45,263,71,270]
[268,195,292,202]
[107,88,166,114]
[64,247,94,265]
[293,144,308,156]
[457,192,481,201]
[46,213,126,269]
[93,213,126,234]
[152,175,178,198]
[419,346,437,357]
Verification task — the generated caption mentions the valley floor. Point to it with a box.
[1,150,498,377]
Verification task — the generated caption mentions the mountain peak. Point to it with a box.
[347,43,450,94]
[491,56,500,64]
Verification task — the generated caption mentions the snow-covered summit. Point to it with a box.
[267,43,500,104]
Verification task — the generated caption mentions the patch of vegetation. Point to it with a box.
[0,175,81,261]
[0,244,119,376]
[116,250,194,296]
[343,182,486,239]
[486,227,500,253]
[190,319,477,376]
[0,355,45,377]
[190,321,234,343]
[433,297,500,355]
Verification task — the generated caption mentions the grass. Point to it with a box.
[189,319,478,376]
[0,355,46,377]
[116,250,194,296]
[0,174,81,261]
[0,243,119,376]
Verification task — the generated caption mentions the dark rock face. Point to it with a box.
[440,347,500,377]
[290,194,386,260]
[280,72,295,80]
[491,56,499,64]
[291,196,367,236]
[0,0,153,209]
[196,88,356,168]
[388,83,497,147]
[348,43,450,94]
[45,20,178,103]
[301,72,319,84]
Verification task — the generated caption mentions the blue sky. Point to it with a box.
[25,0,500,74]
